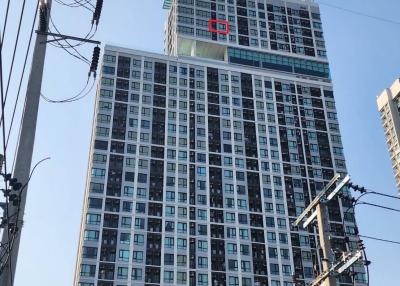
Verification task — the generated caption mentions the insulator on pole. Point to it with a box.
[39,5,48,32]
[89,46,101,78]
[92,0,104,25]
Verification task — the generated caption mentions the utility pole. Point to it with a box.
[0,1,100,284]
[293,174,351,286]
[0,1,52,285]
[315,203,337,286]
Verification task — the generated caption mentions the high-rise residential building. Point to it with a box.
[74,0,366,285]
[377,79,400,193]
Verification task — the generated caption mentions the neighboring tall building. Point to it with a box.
[75,0,366,285]
[377,79,400,193]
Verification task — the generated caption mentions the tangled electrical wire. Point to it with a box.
[0,157,50,277]
[54,0,95,12]
[40,78,96,103]
[339,183,400,286]
[43,0,102,104]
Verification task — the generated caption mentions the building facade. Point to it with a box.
[74,0,366,285]
[377,79,400,194]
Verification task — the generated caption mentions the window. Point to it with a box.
[266,217,275,227]
[86,214,101,225]
[242,278,252,286]
[300,235,310,246]
[237,199,247,210]
[122,201,132,212]
[227,228,236,238]
[132,251,143,263]
[281,248,290,260]
[82,247,97,259]
[177,255,187,267]
[164,271,174,283]
[227,243,237,254]
[270,263,280,275]
[166,206,175,217]
[276,204,285,214]
[178,192,187,203]
[134,234,144,245]
[241,261,251,272]
[135,218,145,229]
[137,187,146,198]
[226,212,235,223]
[132,268,142,280]
[165,221,175,232]
[269,247,278,259]
[89,182,104,194]
[198,274,208,286]
[198,240,208,252]
[120,233,130,244]
[80,264,96,277]
[198,209,207,220]
[282,265,291,276]
[91,168,105,178]
[277,218,287,229]
[165,237,174,248]
[164,254,174,265]
[177,222,187,233]
[239,229,249,240]
[84,230,99,241]
[279,233,288,244]
[197,167,206,176]
[229,277,239,286]
[117,267,128,279]
[198,256,208,268]
[228,259,238,271]
[177,238,187,249]
[177,272,187,284]
[121,217,131,228]
[267,232,276,243]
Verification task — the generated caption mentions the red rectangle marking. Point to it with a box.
[208,19,230,35]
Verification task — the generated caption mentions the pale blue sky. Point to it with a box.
[1,1,399,285]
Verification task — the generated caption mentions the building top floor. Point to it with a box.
[377,79,400,112]
[164,0,327,63]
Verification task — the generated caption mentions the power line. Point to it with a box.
[341,189,399,286]
[318,1,400,26]
[357,201,400,213]
[1,0,11,45]
[360,235,400,246]
[364,190,400,201]
[6,2,39,150]
[48,33,90,65]
[0,23,12,286]
[50,25,96,49]
[54,0,94,12]
[49,17,91,65]
[41,77,95,103]
[49,17,91,63]
[3,0,27,108]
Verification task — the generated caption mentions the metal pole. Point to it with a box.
[316,203,337,286]
[0,0,52,285]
